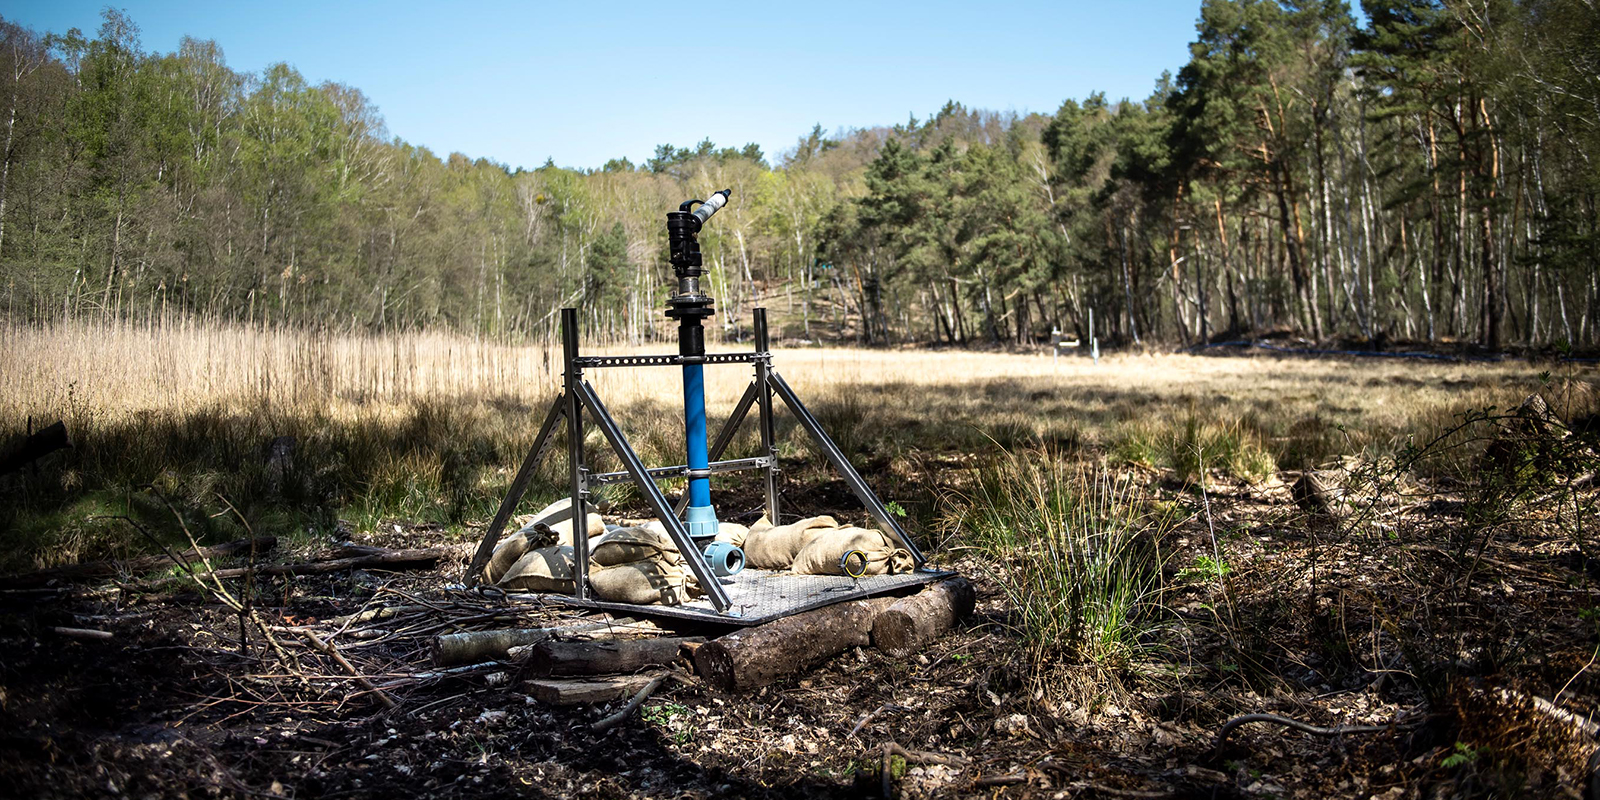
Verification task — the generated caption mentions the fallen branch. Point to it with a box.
[590,671,686,732]
[523,636,702,676]
[122,502,304,679]
[885,742,969,768]
[137,547,451,590]
[433,622,611,666]
[7,536,278,588]
[51,626,113,640]
[205,547,450,579]
[300,629,397,710]
[972,771,1027,787]
[1210,713,1393,758]
[850,704,897,738]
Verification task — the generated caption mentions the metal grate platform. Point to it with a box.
[508,567,954,626]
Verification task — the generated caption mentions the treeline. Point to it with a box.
[1,2,1596,348]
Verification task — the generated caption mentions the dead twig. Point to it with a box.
[885,742,970,769]
[1210,712,1396,758]
[850,703,892,737]
[119,502,305,678]
[1064,783,1171,798]
[299,629,397,710]
[590,670,685,733]
[973,770,1027,787]
[51,626,113,640]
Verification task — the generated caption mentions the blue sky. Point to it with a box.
[6,1,1206,171]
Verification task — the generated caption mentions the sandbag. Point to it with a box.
[497,545,576,593]
[521,498,606,547]
[526,497,578,528]
[712,521,751,548]
[483,529,538,584]
[743,515,837,569]
[590,559,697,606]
[591,526,686,567]
[792,527,913,576]
[552,513,606,547]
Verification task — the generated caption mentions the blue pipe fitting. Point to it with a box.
[702,541,745,577]
[682,361,720,538]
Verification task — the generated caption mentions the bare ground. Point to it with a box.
[3,456,1596,800]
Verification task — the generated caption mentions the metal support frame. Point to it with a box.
[574,380,732,610]
[462,305,928,615]
[767,370,927,566]
[563,309,591,601]
[589,456,769,488]
[753,308,781,524]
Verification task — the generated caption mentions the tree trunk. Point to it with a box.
[870,577,975,657]
[692,597,895,692]
[9,536,277,589]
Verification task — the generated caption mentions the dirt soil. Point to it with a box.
[2,468,1598,800]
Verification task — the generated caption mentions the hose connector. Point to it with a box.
[691,189,731,225]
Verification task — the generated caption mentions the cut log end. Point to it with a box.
[692,597,896,692]
[871,576,975,657]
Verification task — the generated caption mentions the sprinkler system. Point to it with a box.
[666,189,731,539]
[463,190,939,620]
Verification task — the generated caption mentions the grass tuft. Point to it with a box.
[950,447,1177,671]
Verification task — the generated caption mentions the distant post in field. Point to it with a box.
[1089,308,1099,365]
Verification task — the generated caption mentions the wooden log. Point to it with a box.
[199,547,449,580]
[527,673,660,705]
[871,576,975,657]
[432,621,611,667]
[523,636,703,676]
[692,597,895,692]
[8,536,278,588]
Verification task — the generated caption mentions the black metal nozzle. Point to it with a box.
[665,190,733,358]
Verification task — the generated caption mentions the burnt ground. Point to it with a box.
[2,463,1598,800]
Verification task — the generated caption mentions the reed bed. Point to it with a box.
[1,318,1588,573]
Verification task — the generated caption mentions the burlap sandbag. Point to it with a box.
[791,527,913,576]
[497,545,576,593]
[590,559,697,606]
[742,515,838,569]
[483,529,538,584]
[591,526,686,567]
[712,521,751,548]
[520,498,606,547]
[552,513,606,547]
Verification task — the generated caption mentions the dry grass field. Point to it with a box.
[3,319,1599,798]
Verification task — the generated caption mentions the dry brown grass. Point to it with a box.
[4,318,1574,439]
[1,318,1592,572]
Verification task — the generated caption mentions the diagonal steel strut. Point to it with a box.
[768,370,927,567]
[576,380,733,612]
[462,395,567,586]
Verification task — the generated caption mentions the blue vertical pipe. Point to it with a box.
[682,361,718,536]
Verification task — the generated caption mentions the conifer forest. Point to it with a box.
[2,2,1597,349]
